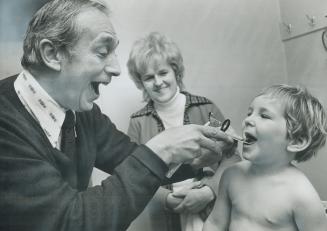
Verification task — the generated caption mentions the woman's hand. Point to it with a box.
[172,185,215,214]
[166,192,184,210]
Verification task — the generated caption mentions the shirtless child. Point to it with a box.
[203,84,327,231]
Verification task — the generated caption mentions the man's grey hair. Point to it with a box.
[21,0,110,72]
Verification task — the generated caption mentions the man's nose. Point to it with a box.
[104,52,121,77]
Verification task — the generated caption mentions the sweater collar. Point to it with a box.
[131,91,212,118]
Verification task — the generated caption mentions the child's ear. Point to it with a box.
[39,39,63,71]
[287,136,311,153]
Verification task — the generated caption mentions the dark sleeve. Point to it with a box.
[0,106,168,231]
[79,105,169,230]
[92,104,168,179]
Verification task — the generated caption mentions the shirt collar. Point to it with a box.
[14,70,66,148]
[131,91,212,118]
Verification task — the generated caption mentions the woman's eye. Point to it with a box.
[159,71,168,76]
[142,76,153,82]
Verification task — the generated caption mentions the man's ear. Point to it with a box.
[39,39,62,71]
[287,136,311,153]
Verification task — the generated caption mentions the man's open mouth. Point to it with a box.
[91,82,100,95]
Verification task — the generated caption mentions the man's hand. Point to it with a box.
[146,124,234,167]
[191,125,240,168]
[190,148,221,169]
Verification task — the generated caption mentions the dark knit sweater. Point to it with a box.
[0,76,168,231]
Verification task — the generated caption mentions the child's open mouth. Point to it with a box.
[244,132,257,145]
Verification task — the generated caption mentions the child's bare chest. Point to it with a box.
[229,177,295,229]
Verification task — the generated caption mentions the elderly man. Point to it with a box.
[0,0,233,230]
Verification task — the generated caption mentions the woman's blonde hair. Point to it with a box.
[127,32,185,102]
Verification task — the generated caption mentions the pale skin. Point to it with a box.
[166,181,214,213]
[204,162,327,231]
[166,153,241,214]
[203,95,327,231]
[146,124,233,167]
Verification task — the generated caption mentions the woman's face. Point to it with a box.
[141,58,178,104]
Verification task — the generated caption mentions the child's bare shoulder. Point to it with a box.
[285,167,316,191]
[288,167,321,201]
[286,167,326,227]
[279,167,322,212]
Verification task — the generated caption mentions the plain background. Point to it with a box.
[0,0,326,202]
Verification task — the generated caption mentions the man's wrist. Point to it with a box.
[145,142,172,165]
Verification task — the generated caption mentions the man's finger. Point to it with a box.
[198,136,225,153]
[191,148,222,168]
[200,125,234,144]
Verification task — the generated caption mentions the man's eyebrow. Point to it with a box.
[95,34,119,48]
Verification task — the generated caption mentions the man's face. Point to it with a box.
[57,8,121,111]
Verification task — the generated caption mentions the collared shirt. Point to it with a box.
[131,91,212,131]
[14,70,66,149]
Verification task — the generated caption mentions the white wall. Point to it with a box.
[3,0,326,201]
[279,0,327,200]
[0,0,49,77]
[99,0,287,132]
